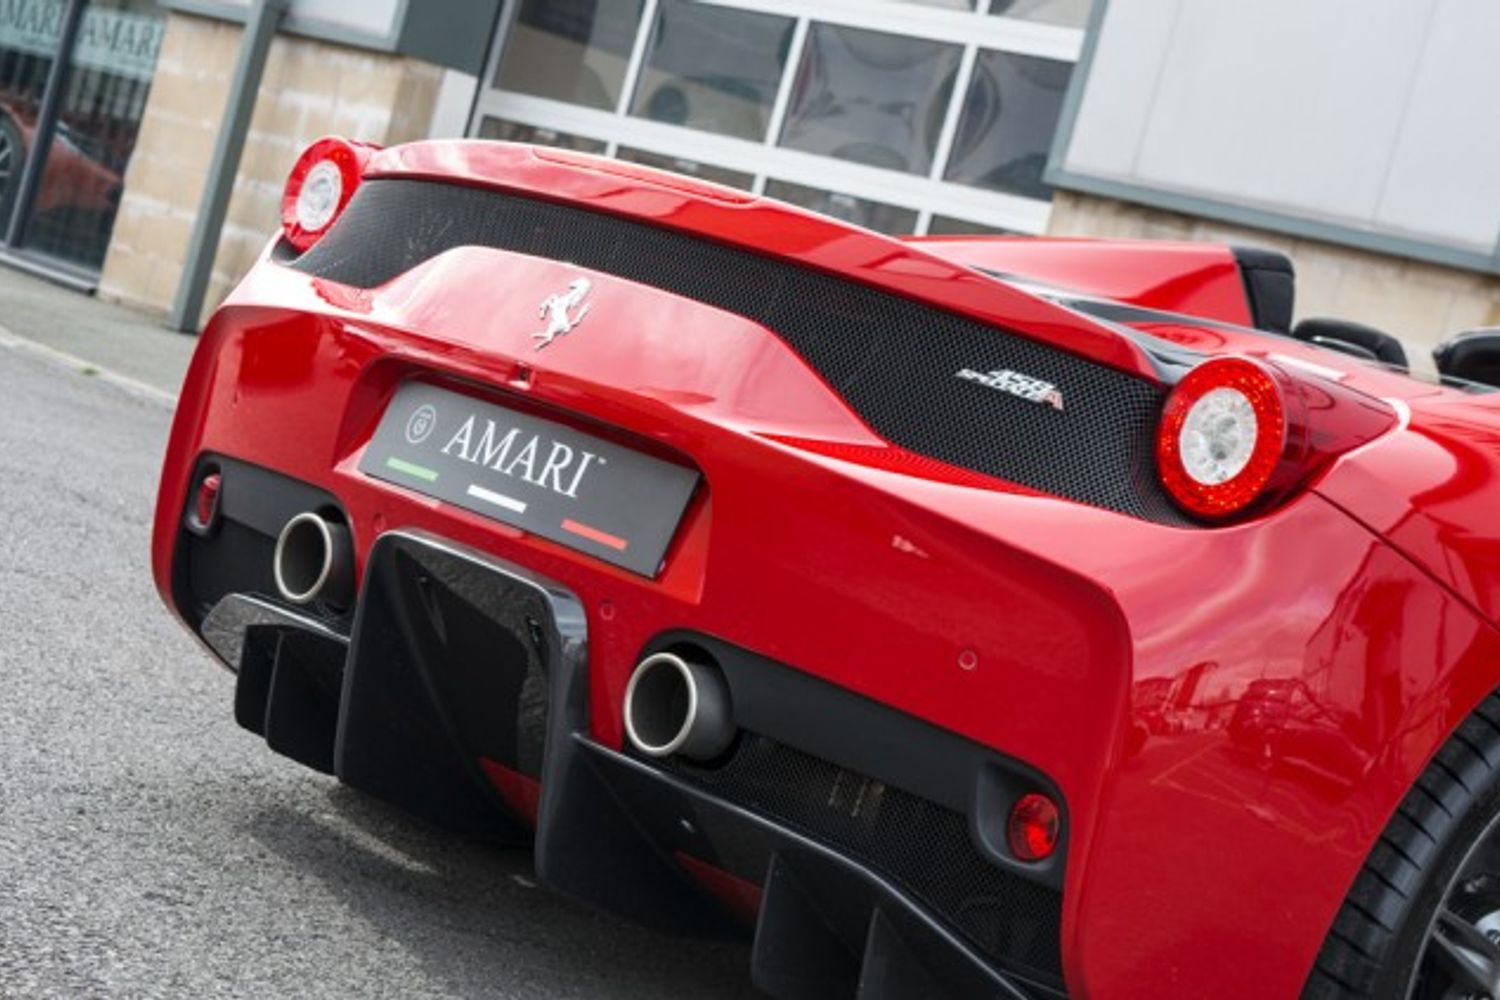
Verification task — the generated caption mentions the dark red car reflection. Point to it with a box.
[0,98,122,224]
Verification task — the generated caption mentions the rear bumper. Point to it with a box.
[209,529,1058,999]
[154,255,1500,998]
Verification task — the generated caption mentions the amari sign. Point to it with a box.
[0,0,163,82]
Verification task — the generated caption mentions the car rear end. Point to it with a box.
[153,140,1493,999]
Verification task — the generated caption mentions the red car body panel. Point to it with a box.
[1315,393,1500,625]
[153,142,1500,998]
[908,236,1257,330]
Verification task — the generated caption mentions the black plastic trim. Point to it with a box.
[641,631,1068,889]
[577,742,1044,999]
[201,527,1068,998]
[173,454,352,632]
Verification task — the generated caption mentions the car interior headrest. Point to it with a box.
[1433,328,1500,389]
[1292,318,1409,370]
[1233,247,1295,335]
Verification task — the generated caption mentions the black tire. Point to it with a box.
[0,113,21,226]
[1304,692,1500,999]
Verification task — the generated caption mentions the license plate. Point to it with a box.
[361,382,700,576]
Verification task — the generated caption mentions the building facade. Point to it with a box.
[468,0,1089,236]
[1048,0,1500,368]
[0,0,167,281]
[3,0,1497,361]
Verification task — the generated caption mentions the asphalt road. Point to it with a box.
[0,343,758,998]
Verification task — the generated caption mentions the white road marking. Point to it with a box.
[0,324,178,406]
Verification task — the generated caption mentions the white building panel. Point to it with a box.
[1375,1,1500,251]
[1062,0,1179,181]
[1060,0,1500,254]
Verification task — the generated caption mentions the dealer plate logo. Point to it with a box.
[956,368,1064,411]
[362,383,701,578]
[405,404,438,445]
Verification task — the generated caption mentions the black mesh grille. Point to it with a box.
[665,735,1065,993]
[292,179,1185,523]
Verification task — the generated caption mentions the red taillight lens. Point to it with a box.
[1008,793,1061,862]
[194,472,221,528]
[1157,357,1292,520]
[280,137,372,251]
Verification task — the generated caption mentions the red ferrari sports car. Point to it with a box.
[154,137,1500,999]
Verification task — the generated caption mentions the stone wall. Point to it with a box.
[98,12,444,326]
[1047,190,1500,372]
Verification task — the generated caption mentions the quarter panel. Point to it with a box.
[1316,394,1500,629]
[1071,505,1500,997]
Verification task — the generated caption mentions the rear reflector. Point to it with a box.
[1008,792,1061,862]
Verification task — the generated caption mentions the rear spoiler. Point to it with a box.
[910,236,1295,336]
[359,141,1167,383]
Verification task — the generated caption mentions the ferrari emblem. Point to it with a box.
[533,278,593,350]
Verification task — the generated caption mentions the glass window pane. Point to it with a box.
[478,116,607,154]
[616,146,753,190]
[779,23,961,176]
[0,105,18,229]
[944,50,1072,202]
[629,0,793,142]
[888,0,976,11]
[928,216,1017,236]
[0,1,67,239]
[765,179,917,236]
[991,0,1093,29]
[495,0,644,111]
[18,0,165,270]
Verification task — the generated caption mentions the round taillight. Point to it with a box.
[1008,792,1061,862]
[295,160,343,232]
[1157,357,1289,520]
[280,137,371,251]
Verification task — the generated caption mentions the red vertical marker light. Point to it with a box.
[194,472,222,528]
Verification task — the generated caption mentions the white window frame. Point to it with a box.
[469,0,1087,235]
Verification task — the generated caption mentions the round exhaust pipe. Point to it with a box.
[273,512,353,608]
[624,652,735,761]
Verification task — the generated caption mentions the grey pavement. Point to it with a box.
[0,267,194,398]
[0,272,757,998]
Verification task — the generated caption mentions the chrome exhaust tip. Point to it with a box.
[623,652,735,761]
[273,512,353,608]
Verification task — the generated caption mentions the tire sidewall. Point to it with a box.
[1377,766,1500,1000]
